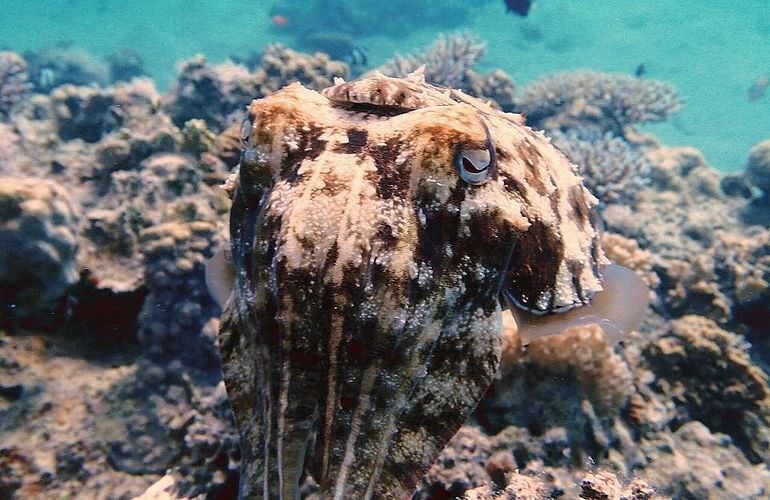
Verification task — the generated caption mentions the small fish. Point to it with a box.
[749,73,769,102]
[504,0,533,16]
[271,14,289,27]
[635,64,646,78]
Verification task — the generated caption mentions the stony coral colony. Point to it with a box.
[0,29,769,499]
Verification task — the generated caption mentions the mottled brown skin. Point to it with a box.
[218,71,605,499]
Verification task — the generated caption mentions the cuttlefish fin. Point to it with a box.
[509,264,649,345]
[205,244,235,308]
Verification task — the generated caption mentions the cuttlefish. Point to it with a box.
[206,68,648,499]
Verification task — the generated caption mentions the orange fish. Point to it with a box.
[272,14,289,27]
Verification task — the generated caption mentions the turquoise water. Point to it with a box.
[0,1,768,169]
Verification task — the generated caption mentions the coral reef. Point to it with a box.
[602,145,770,328]
[639,421,770,498]
[518,70,683,136]
[466,470,656,499]
[107,48,146,83]
[526,325,634,415]
[0,177,79,323]
[0,52,31,119]
[379,32,486,89]
[0,42,767,500]
[378,32,516,110]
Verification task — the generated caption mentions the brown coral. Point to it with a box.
[0,177,79,321]
[642,315,770,463]
[602,232,660,292]
[526,324,634,414]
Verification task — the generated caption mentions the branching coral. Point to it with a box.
[379,32,485,89]
[551,128,651,204]
[377,32,515,110]
[0,52,32,119]
[518,70,682,136]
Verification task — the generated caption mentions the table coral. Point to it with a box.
[0,177,79,322]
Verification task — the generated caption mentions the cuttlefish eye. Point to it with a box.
[457,148,492,185]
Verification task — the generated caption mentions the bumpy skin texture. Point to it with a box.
[218,71,606,498]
